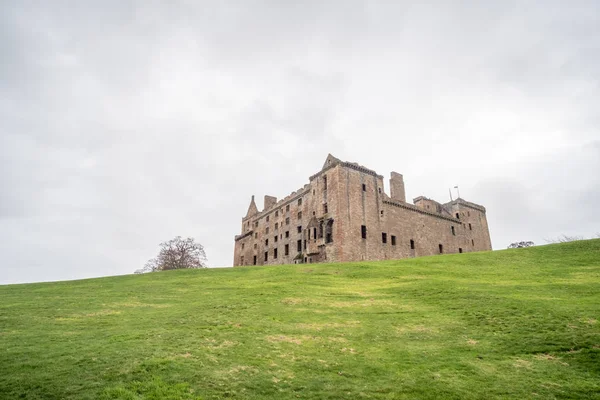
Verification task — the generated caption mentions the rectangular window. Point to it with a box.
[286,204,290,212]
[284,244,289,256]
[459,248,463,253]
[304,240,307,250]
[410,239,415,250]
[456,213,460,219]
[267,216,270,222]
[264,252,268,261]
[391,235,396,245]
[313,228,317,240]
[298,198,302,206]
[323,176,328,190]
[274,248,278,259]
[274,236,278,243]
[451,226,455,236]
[275,222,278,230]
[439,244,443,254]
[242,243,245,250]
[297,226,302,233]
[361,225,367,239]
[362,183,366,191]
[240,256,244,265]
[253,255,257,265]
[275,211,278,217]
[469,223,472,230]
[323,203,328,214]
[297,240,302,252]
[378,187,382,194]
[265,239,268,246]
[472,239,475,246]
[254,233,258,239]
[298,211,302,220]
[254,243,257,249]
[285,231,289,238]
[286,217,290,225]
[382,232,387,244]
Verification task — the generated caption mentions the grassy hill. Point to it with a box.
[1,240,599,399]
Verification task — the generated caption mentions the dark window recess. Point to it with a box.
[297,240,302,252]
[240,256,244,265]
[298,198,302,206]
[286,204,290,212]
[304,257,307,263]
[274,248,278,259]
[265,239,268,246]
[456,213,460,219]
[264,252,268,261]
[451,226,455,236]
[325,220,333,243]
[275,222,278,230]
[303,240,307,250]
[439,244,444,254]
[266,216,270,222]
[469,223,472,230]
[253,255,257,265]
[285,231,289,238]
[459,248,463,253]
[468,211,470,216]
[410,239,415,250]
[361,225,367,239]
[323,176,327,190]
[378,187,381,194]
[308,229,310,240]
[254,233,258,239]
[254,243,257,249]
[274,236,278,243]
[284,244,289,256]
[298,212,302,220]
[323,203,328,214]
[313,228,317,240]
[381,210,384,216]
[362,183,366,191]
[382,232,387,244]
[391,235,396,245]
[241,243,245,250]
[472,239,475,246]
[297,226,302,233]
[275,211,278,217]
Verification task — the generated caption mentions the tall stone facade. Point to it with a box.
[233,154,492,266]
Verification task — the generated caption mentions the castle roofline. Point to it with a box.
[444,198,487,213]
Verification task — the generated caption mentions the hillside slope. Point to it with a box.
[1,240,599,399]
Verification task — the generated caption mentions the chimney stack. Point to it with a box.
[390,172,406,202]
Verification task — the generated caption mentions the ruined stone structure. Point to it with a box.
[233,154,492,266]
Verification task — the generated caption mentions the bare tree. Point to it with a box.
[544,234,585,244]
[142,236,207,272]
[508,241,534,249]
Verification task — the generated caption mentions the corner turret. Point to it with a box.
[245,195,258,218]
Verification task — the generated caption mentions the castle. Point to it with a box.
[233,154,492,266]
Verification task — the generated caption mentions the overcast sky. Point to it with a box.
[1,1,599,284]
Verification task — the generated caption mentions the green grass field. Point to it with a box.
[1,240,599,399]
